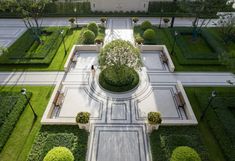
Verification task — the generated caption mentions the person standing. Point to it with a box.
[91,65,96,79]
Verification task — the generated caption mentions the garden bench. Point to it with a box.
[71,54,77,62]
[53,91,64,106]
[174,91,185,108]
[160,52,168,64]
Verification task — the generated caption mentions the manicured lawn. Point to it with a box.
[0,86,54,161]
[27,125,88,161]
[134,26,229,72]
[0,28,81,71]
[150,126,209,161]
[186,87,235,161]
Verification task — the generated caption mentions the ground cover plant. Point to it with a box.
[150,126,209,161]
[186,87,235,161]
[0,92,31,151]
[0,86,53,161]
[0,27,68,65]
[27,125,88,161]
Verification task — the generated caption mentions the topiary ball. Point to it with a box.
[143,29,156,41]
[170,146,201,161]
[141,21,152,30]
[83,30,95,44]
[87,22,98,36]
[43,147,74,161]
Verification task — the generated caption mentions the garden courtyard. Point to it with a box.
[0,16,235,161]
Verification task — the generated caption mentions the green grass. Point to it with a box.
[150,126,209,161]
[134,26,229,72]
[0,86,54,161]
[185,87,235,161]
[0,28,81,71]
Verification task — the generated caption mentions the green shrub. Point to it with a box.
[27,125,88,161]
[43,147,74,161]
[99,65,139,92]
[87,22,98,36]
[148,112,162,124]
[95,35,104,44]
[132,17,139,23]
[135,35,144,44]
[76,112,90,124]
[170,146,201,161]
[83,30,95,44]
[143,29,156,41]
[141,21,152,30]
[0,92,32,152]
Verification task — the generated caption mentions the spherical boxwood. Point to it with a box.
[143,29,156,42]
[43,147,74,161]
[141,20,152,30]
[99,65,139,92]
[76,112,90,124]
[170,146,201,161]
[87,22,98,36]
[83,30,95,44]
[148,112,162,124]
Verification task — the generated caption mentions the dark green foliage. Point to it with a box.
[27,125,88,161]
[141,21,152,30]
[87,22,98,36]
[76,112,90,124]
[43,147,74,161]
[148,112,162,124]
[0,92,32,152]
[99,65,139,92]
[0,27,68,65]
[193,88,235,161]
[82,30,95,44]
[143,29,156,42]
[170,146,201,161]
[150,126,209,161]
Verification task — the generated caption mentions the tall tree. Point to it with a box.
[0,0,49,42]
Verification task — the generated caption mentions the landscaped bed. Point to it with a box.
[150,126,209,161]
[27,125,88,161]
[186,87,235,161]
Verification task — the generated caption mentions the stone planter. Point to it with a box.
[164,22,169,28]
[147,124,159,133]
[78,122,90,132]
[70,23,77,29]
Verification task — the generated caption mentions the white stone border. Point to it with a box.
[138,45,175,72]
[162,80,198,125]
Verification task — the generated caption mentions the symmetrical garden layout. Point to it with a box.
[0,17,235,161]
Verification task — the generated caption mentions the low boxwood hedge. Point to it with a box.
[27,125,88,161]
[0,92,32,152]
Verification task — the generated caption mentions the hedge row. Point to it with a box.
[0,92,32,152]
[0,27,68,65]
[150,126,209,161]
[195,92,235,161]
[27,125,88,161]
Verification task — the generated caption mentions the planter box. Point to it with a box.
[70,23,77,29]
[147,124,159,133]
[78,123,90,132]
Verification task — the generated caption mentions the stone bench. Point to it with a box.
[53,91,64,107]
[174,91,185,108]
[70,52,78,62]
[160,52,168,64]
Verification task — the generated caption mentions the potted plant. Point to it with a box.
[68,17,76,28]
[147,112,162,133]
[135,36,144,45]
[95,35,104,45]
[100,17,107,26]
[76,112,90,131]
[132,17,139,24]
[163,18,170,27]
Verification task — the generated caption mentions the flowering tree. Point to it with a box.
[99,39,142,70]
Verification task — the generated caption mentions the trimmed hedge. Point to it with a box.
[0,27,68,65]
[82,30,95,44]
[87,22,98,36]
[43,147,74,161]
[0,92,32,152]
[150,126,209,161]
[99,65,139,92]
[27,125,88,161]
[170,146,201,161]
[194,89,235,161]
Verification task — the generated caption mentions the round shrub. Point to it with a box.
[170,146,201,161]
[99,65,139,92]
[76,112,90,124]
[148,112,162,124]
[141,21,152,30]
[87,22,98,35]
[83,30,95,44]
[143,29,156,42]
[43,147,74,161]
